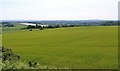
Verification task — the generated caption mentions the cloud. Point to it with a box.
[1,0,119,20]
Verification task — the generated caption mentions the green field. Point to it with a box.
[2,24,26,33]
[2,26,118,69]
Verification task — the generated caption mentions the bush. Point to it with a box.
[29,29,32,31]
[2,47,20,62]
[39,28,44,30]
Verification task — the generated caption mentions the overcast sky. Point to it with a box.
[1,0,119,20]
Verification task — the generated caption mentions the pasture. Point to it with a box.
[2,26,118,69]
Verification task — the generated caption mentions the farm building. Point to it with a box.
[19,23,48,27]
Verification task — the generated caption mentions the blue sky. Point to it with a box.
[1,0,119,20]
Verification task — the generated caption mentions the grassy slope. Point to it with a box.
[2,26,118,69]
[2,24,26,33]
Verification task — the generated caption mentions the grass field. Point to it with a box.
[2,24,26,33]
[2,26,118,69]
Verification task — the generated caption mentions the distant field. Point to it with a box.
[2,24,26,33]
[2,26,118,69]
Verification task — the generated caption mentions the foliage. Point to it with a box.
[2,47,20,61]
[1,47,40,69]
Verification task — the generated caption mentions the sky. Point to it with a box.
[0,0,119,20]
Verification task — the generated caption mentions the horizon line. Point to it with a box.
[0,19,118,21]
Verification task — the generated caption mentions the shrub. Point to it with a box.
[39,28,44,30]
[2,47,20,62]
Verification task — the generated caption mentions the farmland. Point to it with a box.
[2,26,118,69]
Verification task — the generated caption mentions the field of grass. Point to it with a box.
[2,24,26,33]
[2,26,118,69]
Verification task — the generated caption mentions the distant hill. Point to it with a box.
[1,20,119,26]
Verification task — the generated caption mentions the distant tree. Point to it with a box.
[39,28,44,30]
[55,25,60,28]
[29,29,32,31]
[27,25,35,29]
[69,25,74,27]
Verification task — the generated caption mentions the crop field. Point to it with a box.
[2,26,118,69]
